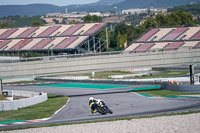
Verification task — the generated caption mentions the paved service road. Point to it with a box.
[3,83,200,126]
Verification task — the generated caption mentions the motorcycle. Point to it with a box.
[96,101,113,115]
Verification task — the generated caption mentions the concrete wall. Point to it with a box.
[162,83,200,92]
[0,48,200,78]
[0,91,47,111]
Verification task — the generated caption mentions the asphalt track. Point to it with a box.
[2,82,200,128]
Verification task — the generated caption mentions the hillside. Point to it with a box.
[113,0,200,9]
[95,0,126,5]
[0,4,65,17]
[0,0,200,17]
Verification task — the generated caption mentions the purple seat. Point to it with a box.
[0,28,18,38]
[10,39,32,50]
[135,43,154,52]
[60,24,84,36]
[191,31,200,40]
[37,26,61,37]
[137,29,159,42]
[54,37,78,49]
[0,40,11,49]
[162,28,188,41]
[84,23,105,35]
[31,38,53,50]
[17,27,39,38]
[163,42,184,51]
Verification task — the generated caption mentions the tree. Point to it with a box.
[32,20,43,26]
[83,15,103,23]
[0,22,9,28]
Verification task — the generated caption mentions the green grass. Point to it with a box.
[41,71,188,79]
[42,71,134,79]
[0,94,68,122]
[1,109,200,131]
[132,71,188,79]
[4,80,46,85]
[136,89,200,97]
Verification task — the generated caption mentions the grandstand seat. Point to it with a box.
[150,42,169,51]
[31,38,53,50]
[2,39,22,50]
[30,26,50,37]
[37,25,61,37]
[84,23,105,35]
[60,24,84,36]
[8,28,28,38]
[191,31,200,40]
[124,43,141,53]
[73,23,95,35]
[162,27,188,41]
[177,27,200,40]
[137,29,159,42]
[0,28,18,39]
[67,36,88,49]
[0,40,11,50]
[193,42,200,49]
[135,43,154,52]
[54,37,78,49]
[0,29,8,37]
[152,28,174,41]
[163,42,184,51]
[181,41,199,48]
[10,39,32,50]
[17,27,39,38]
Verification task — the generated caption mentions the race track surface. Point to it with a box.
[2,82,200,127]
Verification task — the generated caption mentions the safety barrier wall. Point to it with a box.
[0,91,47,111]
[162,83,200,92]
[0,48,200,78]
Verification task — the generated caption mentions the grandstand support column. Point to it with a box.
[93,36,95,53]
[99,38,101,52]
[88,40,90,52]
[106,27,109,49]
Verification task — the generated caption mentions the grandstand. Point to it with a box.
[124,27,200,53]
[0,23,107,55]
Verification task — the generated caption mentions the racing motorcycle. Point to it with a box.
[96,101,113,115]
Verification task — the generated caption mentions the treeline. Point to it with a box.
[168,4,200,23]
[0,15,45,28]
[105,11,197,51]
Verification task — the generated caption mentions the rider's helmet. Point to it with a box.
[89,97,94,101]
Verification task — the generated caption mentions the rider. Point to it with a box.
[89,97,104,114]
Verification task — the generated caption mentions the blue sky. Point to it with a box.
[0,0,99,6]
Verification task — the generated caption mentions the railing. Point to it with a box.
[0,91,47,111]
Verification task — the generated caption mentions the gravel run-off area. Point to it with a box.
[1,113,200,133]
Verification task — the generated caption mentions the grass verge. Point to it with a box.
[135,89,200,97]
[41,71,134,79]
[1,109,200,131]
[132,71,188,79]
[0,94,68,122]
[3,80,46,85]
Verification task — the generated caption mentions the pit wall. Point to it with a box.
[162,83,200,92]
[0,91,47,111]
